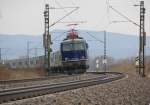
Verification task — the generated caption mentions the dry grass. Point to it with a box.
[146,57,150,74]
[0,56,150,80]
[110,59,135,73]
[0,65,11,80]
[110,57,150,75]
[0,65,46,80]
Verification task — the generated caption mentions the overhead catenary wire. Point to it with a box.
[49,7,79,28]
[52,31,67,41]
[86,0,111,31]
[51,30,105,42]
[109,5,140,27]
[111,20,130,23]
[86,32,104,44]
[54,0,75,23]
[49,7,79,9]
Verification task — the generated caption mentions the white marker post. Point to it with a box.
[135,56,139,73]
[103,59,107,72]
[96,59,99,72]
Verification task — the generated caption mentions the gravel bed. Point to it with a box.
[0,73,102,90]
[1,73,150,105]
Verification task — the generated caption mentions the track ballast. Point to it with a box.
[0,72,125,104]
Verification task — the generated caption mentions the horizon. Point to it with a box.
[0,31,149,60]
[0,29,149,37]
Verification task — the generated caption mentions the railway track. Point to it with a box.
[0,73,105,91]
[0,72,125,104]
[0,74,82,84]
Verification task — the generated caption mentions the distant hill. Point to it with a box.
[0,35,44,59]
[0,30,150,60]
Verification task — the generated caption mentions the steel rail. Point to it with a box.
[0,72,106,84]
[0,74,83,84]
[0,72,125,104]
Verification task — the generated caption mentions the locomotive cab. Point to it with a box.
[60,29,89,73]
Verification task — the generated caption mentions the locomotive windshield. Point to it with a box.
[62,44,72,51]
[74,43,85,50]
[62,42,85,51]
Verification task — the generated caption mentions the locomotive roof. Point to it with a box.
[61,38,86,43]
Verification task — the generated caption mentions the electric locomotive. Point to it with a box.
[60,29,89,74]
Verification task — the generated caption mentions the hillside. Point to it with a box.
[0,30,150,60]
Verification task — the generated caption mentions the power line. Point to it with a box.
[50,7,79,9]
[52,32,66,41]
[52,40,105,42]
[86,32,104,44]
[49,7,79,28]
[109,5,140,27]
[54,0,75,22]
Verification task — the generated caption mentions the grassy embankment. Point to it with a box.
[110,57,150,75]
[0,57,150,80]
[0,65,46,80]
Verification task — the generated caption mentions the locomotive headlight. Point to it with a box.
[65,58,68,61]
[81,56,85,59]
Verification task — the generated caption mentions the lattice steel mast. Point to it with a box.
[139,1,146,77]
[43,4,52,70]
[103,31,107,72]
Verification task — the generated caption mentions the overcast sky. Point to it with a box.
[0,0,149,36]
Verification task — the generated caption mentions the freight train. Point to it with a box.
[49,29,89,74]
